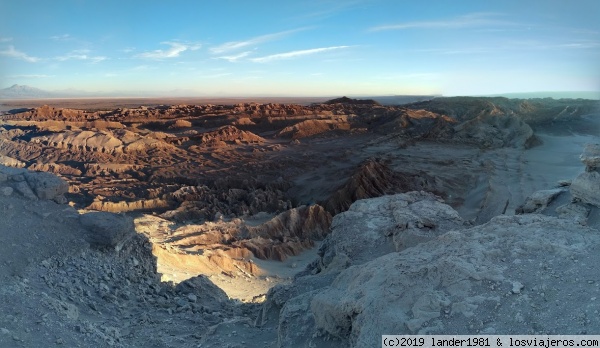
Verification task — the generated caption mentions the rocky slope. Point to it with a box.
[255,147,600,347]
[0,166,257,347]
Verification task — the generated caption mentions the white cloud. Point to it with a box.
[214,51,252,62]
[210,28,309,54]
[0,46,39,62]
[136,41,201,59]
[369,13,512,31]
[132,65,156,71]
[50,34,72,41]
[250,46,350,63]
[0,37,12,43]
[56,49,106,63]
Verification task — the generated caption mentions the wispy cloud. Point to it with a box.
[214,51,252,62]
[250,46,350,63]
[369,13,512,31]
[50,34,72,41]
[56,49,107,63]
[132,65,156,71]
[210,28,310,54]
[0,46,39,62]
[136,41,201,59]
[8,74,54,79]
[0,37,12,43]
[408,38,600,57]
[198,72,233,79]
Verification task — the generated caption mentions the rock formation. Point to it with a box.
[322,159,442,215]
[0,164,68,203]
[241,205,332,261]
[515,143,600,228]
[261,194,600,347]
[571,144,600,207]
[277,119,351,139]
[79,211,136,249]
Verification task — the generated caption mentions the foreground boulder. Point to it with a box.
[571,172,600,207]
[571,144,600,207]
[25,170,69,201]
[0,165,68,202]
[515,188,565,214]
[265,193,600,348]
[79,211,135,249]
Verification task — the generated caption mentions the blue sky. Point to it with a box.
[1,0,599,97]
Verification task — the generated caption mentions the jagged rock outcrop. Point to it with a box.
[571,144,600,207]
[0,154,25,168]
[162,184,292,222]
[452,113,534,148]
[277,119,351,139]
[87,198,170,213]
[323,159,395,215]
[240,205,332,261]
[264,193,600,348]
[322,159,442,215]
[36,130,124,153]
[197,125,264,146]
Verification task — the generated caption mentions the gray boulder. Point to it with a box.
[571,171,600,207]
[569,144,600,208]
[24,171,69,200]
[314,192,466,272]
[581,143,600,171]
[515,188,565,214]
[79,211,135,249]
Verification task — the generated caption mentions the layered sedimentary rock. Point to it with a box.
[136,204,332,277]
[197,125,265,145]
[277,119,351,139]
[241,205,332,261]
[322,159,442,215]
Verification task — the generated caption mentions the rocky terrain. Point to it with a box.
[0,96,599,346]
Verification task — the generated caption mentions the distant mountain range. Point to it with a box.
[2,84,596,102]
[0,84,441,105]
[0,84,202,99]
[0,85,56,99]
